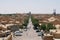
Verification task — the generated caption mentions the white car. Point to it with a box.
[14,31,22,36]
[38,32,42,36]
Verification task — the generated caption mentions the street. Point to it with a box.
[12,18,42,40]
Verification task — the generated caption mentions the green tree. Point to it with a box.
[23,17,29,29]
[40,23,56,32]
[40,23,46,30]
[47,23,56,31]
[31,16,39,29]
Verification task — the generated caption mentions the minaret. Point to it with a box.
[28,11,31,17]
[29,11,31,15]
[53,9,56,16]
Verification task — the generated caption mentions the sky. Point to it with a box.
[0,0,60,14]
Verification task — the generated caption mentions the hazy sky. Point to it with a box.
[0,0,60,14]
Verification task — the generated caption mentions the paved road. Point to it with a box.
[12,18,42,40]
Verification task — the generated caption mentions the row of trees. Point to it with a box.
[39,23,56,32]
[31,16,39,30]
[31,16,56,32]
[23,17,29,29]
[8,16,56,32]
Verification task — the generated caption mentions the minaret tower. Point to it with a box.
[53,9,56,16]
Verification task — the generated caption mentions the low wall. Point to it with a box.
[43,36,54,40]
[7,35,12,40]
[53,33,60,39]
[4,35,12,40]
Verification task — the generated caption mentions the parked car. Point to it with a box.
[14,31,22,36]
[5,30,11,36]
[20,31,23,33]
[36,30,40,32]
[6,32,11,36]
[38,32,42,36]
